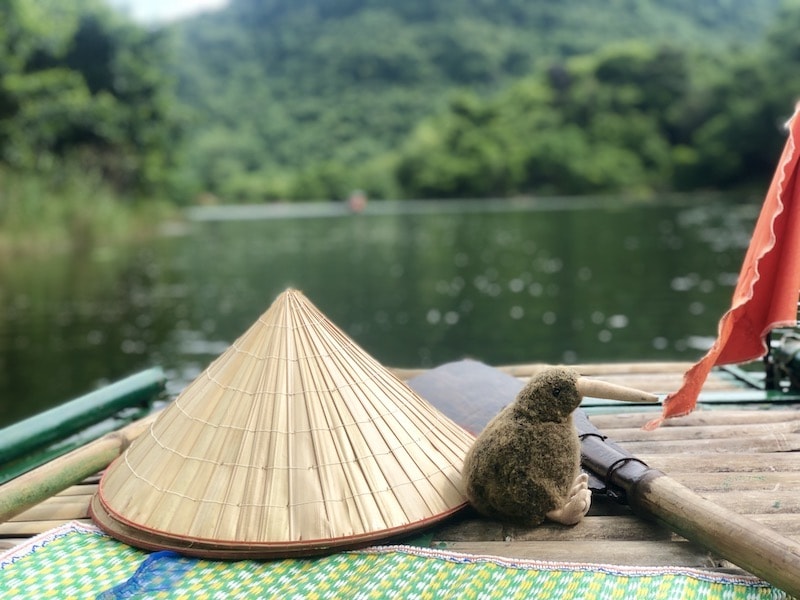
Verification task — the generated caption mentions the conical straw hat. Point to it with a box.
[90,289,475,558]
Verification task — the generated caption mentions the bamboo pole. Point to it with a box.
[0,411,159,523]
[631,473,800,593]
[0,368,165,465]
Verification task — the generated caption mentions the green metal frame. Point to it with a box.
[0,368,166,484]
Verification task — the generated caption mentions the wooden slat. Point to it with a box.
[639,453,800,473]
[583,373,737,393]
[667,471,800,491]
[434,510,800,544]
[697,491,800,514]
[590,410,800,430]
[620,434,800,454]
[432,517,505,541]
[55,484,99,497]
[745,514,800,535]
[498,363,742,393]
[601,421,800,443]
[0,519,93,537]
[431,540,722,568]
[395,361,710,383]
[500,362,697,377]
[435,515,675,542]
[9,499,90,523]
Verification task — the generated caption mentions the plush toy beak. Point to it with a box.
[576,377,659,403]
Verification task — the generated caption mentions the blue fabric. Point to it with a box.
[96,551,195,598]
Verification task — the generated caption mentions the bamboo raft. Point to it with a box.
[1,361,798,579]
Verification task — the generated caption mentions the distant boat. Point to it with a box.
[347,190,367,213]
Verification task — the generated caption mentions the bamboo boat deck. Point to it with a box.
[1,361,799,580]
[434,410,800,573]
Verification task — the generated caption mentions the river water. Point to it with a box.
[0,194,761,427]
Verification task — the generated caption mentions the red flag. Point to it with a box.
[646,105,800,430]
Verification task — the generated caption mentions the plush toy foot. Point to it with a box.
[546,473,591,525]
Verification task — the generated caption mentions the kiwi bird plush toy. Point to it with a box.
[462,367,657,526]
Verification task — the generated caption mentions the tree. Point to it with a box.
[0,0,181,196]
[170,0,782,200]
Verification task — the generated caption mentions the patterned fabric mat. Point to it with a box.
[0,522,790,599]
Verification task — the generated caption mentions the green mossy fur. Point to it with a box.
[462,368,583,526]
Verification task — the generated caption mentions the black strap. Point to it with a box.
[600,457,649,503]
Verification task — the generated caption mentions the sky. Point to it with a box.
[106,0,229,23]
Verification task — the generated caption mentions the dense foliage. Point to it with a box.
[170,0,794,201]
[3,0,800,221]
[394,39,800,198]
[0,0,180,196]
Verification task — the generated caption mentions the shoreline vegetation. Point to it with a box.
[2,1,800,255]
[0,167,174,259]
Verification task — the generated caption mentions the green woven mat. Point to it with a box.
[0,522,790,599]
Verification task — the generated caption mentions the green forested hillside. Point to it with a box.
[0,1,178,192]
[170,0,787,201]
[0,0,181,250]
[2,0,799,228]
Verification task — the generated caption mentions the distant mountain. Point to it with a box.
[169,0,782,200]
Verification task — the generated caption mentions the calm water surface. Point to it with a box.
[0,195,760,426]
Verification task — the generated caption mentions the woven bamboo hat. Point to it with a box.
[90,289,474,558]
